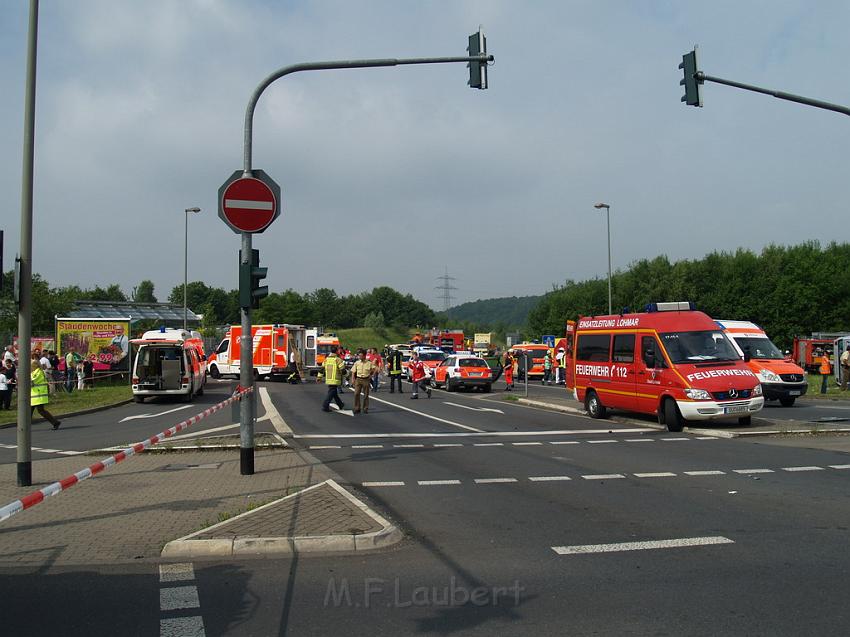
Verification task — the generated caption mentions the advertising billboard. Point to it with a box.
[56,318,131,371]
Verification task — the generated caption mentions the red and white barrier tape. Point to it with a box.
[0,386,253,523]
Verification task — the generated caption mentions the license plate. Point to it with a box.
[789,390,801,396]
[724,405,748,414]
[469,372,482,377]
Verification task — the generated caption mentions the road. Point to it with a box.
[2,379,850,635]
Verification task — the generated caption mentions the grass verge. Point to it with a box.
[0,384,132,426]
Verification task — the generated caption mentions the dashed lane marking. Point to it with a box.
[829,464,850,469]
[352,445,383,449]
[782,466,825,472]
[529,476,572,481]
[661,438,690,442]
[433,443,463,447]
[417,479,462,486]
[733,468,775,474]
[634,472,677,478]
[473,442,503,447]
[582,474,626,480]
[309,445,341,450]
[363,481,405,487]
[394,444,425,448]
[684,470,726,476]
[474,478,518,484]
[587,440,617,444]
[549,441,580,445]
[552,536,734,555]
[292,428,652,439]
[512,442,542,446]
[626,439,653,443]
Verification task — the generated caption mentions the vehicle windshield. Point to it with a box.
[418,351,446,362]
[734,336,784,360]
[659,330,740,363]
[459,358,487,367]
[317,344,337,356]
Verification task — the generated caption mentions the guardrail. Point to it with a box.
[0,386,253,523]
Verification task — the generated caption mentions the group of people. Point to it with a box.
[501,347,566,391]
[0,346,63,429]
[819,345,850,393]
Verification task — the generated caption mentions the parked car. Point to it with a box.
[432,355,492,392]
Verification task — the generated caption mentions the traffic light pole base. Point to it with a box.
[240,447,254,475]
[17,461,32,487]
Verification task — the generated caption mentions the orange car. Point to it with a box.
[432,355,493,392]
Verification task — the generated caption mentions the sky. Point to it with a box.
[2,0,849,311]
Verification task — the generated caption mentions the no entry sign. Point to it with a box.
[218,169,281,234]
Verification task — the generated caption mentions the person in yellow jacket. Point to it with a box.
[321,348,347,412]
[819,350,832,394]
[30,351,61,429]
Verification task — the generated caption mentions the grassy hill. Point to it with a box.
[447,295,542,327]
[335,327,412,351]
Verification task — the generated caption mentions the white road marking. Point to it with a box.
[634,472,677,478]
[684,470,726,476]
[159,585,200,610]
[626,439,653,442]
[695,436,719,440]
[56,450,86,455]
[259,387,294,433]
[829,464,850,469]
[474,478,517,484]
[582,474,625,480]
[418,480,462,486]
[512,442,542,446]
[782,466,824,472]
[159,563,195,582]
[552,536,734,555]
[444,401,504,414]
[433,443,463,447]
[529,476,572,481]
[352,445,383,449]
[394,444,424,448]
[363,481,405,487]
[119,404,193,423]
[34,448,61,453]
[549,441,580,445]
[329,403,354,417]
[309,445,340,450]
[587,440,617,444]
[357,391,484,433]
[661,438,690,442]
[733,468,774,474]
[160,616,206,637]
[473,442,503,447]
[292,428,651,439]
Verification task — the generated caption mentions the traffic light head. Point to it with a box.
[239,249,268,310]
[467,30,488,90]
[679,46,703,107]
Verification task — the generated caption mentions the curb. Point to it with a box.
[161,479,403,559]
[86,433,290,455]
[509,397,850,439]
[0,398,134,430]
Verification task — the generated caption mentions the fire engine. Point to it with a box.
[207,324,317,380]
[792,334,850,372]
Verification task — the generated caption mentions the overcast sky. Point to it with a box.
[2,0,849,311]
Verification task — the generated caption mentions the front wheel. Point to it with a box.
[585,391,607,419]
[209,365,220,379]
[779,397,795,407]
[738,416,752,426]
[134,395,145,403]
[446,380,456,392]
[663,398,684,432]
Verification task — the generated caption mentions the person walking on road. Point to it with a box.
[351,349,378,414]
[819,349,832,394]
[387,348,404,394]
[840,345,850,391]
[30,351,61,429]
[408,351,431,399]
[320,349,347,412]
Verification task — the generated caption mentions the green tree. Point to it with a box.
[132,280,157,303]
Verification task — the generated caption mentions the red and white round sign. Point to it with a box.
[218,170,281,233]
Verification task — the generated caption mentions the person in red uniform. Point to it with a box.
[503,350,514,391]
[408,351,431,399]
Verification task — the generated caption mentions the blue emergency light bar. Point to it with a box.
[645,301,696,313]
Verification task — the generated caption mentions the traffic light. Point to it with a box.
[467,30,488,90]
[239,249,268,310]
[679,46,703,107]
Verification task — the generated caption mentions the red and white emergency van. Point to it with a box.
[567,302,764,431]
[717,320,808,406]
[512,343,550,379]
[131,328,207,402]
[316,334,341,367]
[207,324,317,380]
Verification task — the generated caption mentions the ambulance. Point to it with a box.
[130,328,207,402]
[512,343,550,379]
[716,320,807,406]
[567,302,764,431]
[207,324,317,380]
[316,334,341,366]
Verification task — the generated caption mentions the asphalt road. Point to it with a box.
[2,378,850,635]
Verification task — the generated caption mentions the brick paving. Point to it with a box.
[193,482,382,540]
[0,448,333,567]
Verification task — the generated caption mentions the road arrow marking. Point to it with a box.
[330,404,354,417]
[444,402,504,414]
[119,405,193,423]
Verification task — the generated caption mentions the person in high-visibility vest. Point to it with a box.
[321,349,347,412]
[819,350,832,394]
[30,351,61,429]
[387,348,404,394]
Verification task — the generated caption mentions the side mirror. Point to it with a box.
[743,351,751,363]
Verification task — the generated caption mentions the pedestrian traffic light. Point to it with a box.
[679,46,703,107]
[467,30,488,90]
[239,249,268,310]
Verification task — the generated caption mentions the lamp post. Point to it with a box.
[594,203,612,315]
[184,207,201,330]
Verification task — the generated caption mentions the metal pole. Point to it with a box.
[524,352,529,398]
[239,232,254,475]
[606,206,612,315]
[16,0,38,487]
[183,209,188,331]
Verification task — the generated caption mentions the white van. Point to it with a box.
[131,329,206,403]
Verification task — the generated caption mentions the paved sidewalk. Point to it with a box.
[513,392,850,437]
[0,446,391,567]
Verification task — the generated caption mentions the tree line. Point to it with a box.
[527,241,850,349]
[0,271,437,336]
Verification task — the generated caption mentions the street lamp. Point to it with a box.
[184,207,201,330]
[594,203,612,315]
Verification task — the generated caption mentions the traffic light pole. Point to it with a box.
[239,232,254,475]
[696,72,850,117]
